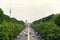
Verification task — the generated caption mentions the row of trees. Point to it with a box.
[0,8,25,40]
[31,14,60,40]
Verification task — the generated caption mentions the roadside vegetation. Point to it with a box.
[31,14,60,40]
[0,8,25,40]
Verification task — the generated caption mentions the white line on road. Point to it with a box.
[27,27,30,40]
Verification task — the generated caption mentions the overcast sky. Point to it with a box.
[0,0,60,22]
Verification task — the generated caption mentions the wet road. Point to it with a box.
[15,25,41,40]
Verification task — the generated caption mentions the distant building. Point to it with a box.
[25,20,30,27]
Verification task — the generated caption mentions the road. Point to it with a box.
[15,24,42,40]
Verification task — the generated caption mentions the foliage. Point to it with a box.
[31,14,60,40]
[0,8,25,40]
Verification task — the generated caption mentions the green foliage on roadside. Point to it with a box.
[31,14,60,40]
[0,8,25,40]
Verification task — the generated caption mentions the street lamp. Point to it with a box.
[9,9,11,16]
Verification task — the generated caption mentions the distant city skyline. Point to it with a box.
[0,0,60,22]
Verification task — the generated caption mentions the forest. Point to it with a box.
[0,8,25,40]
[31,14,60,40]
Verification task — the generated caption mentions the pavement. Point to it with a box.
[15,24,42,40]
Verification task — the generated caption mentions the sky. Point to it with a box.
[0,0,60,22]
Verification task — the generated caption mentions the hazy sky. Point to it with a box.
[0,0,60,22]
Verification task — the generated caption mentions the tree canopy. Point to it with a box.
[31,14,60,40]
[0,8,25,40]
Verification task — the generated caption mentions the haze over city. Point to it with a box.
[0,0,60,22]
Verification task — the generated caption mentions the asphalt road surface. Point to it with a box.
[15,24,43,40]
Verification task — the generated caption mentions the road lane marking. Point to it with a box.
[27,27,30,40]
